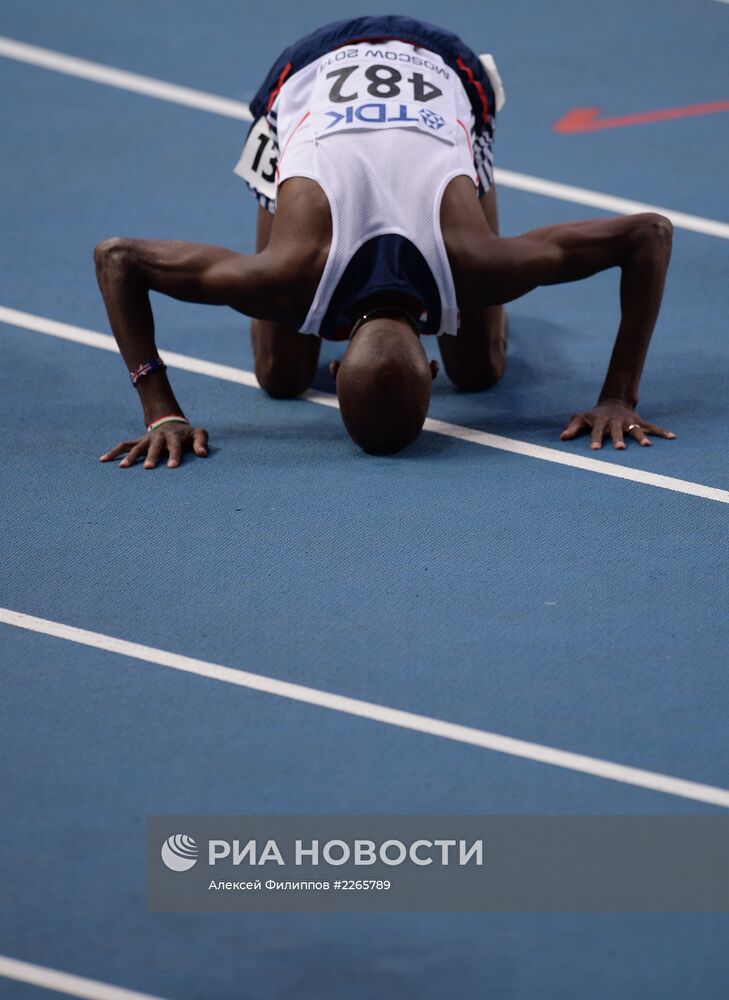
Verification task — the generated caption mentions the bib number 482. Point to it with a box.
[326,64,443,104]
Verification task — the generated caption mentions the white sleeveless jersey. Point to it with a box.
[267,40,479,337]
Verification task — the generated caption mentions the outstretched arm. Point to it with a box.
[93,237,288,467]
[467,212,675,449]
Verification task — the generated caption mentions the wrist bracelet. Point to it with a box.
[147,414,189,432]
[130,358,166,385]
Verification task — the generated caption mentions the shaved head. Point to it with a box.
[335,313,436,455]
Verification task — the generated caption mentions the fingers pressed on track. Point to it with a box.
[167,435,183,468]
[100,441,135,461]
[589,418,608,450]
[144,436,165,469]
[609,418,626,450]
[120,442,147,467]
[639,420,677,439]
[628,425,652,447]
[560,414,588,440]
[192,427,209,457]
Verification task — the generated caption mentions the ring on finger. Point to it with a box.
[627,423,640,432]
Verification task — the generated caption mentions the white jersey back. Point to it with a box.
[271,40,478,337]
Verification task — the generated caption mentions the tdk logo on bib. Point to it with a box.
[324,102,444,131]
[418,108,446,131]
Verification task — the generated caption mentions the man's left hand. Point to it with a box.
[560,400,676,450]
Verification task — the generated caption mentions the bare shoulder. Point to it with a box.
[274,178,332,250]
[266,178,333,305]
[440,176,496,297]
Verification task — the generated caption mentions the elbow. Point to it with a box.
[635,213,673,255]
[93,237,135,278]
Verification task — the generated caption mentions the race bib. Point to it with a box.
[309,43,458,142]
[234,115,278,205]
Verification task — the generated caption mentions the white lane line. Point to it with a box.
[0,954,169,1000]
[2,605,729,808]
[494,168,729,241]
[2,304,728,504]
[1,34,728,240]
[0,35,253,121]
[421,417,729,503]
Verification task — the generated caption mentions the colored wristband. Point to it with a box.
[130,357,166,385]
[147,414,189,433]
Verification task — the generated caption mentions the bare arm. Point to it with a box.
[469,212,675,448]
[94,238,286,424]
[93,237,289,467]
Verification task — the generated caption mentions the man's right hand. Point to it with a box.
[100,424,209,469]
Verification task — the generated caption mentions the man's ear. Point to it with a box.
[430,359,440,381]
[329,360,340,379]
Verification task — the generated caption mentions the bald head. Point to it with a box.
[335,316,436,455]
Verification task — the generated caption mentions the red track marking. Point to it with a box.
[554,99,729,133]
